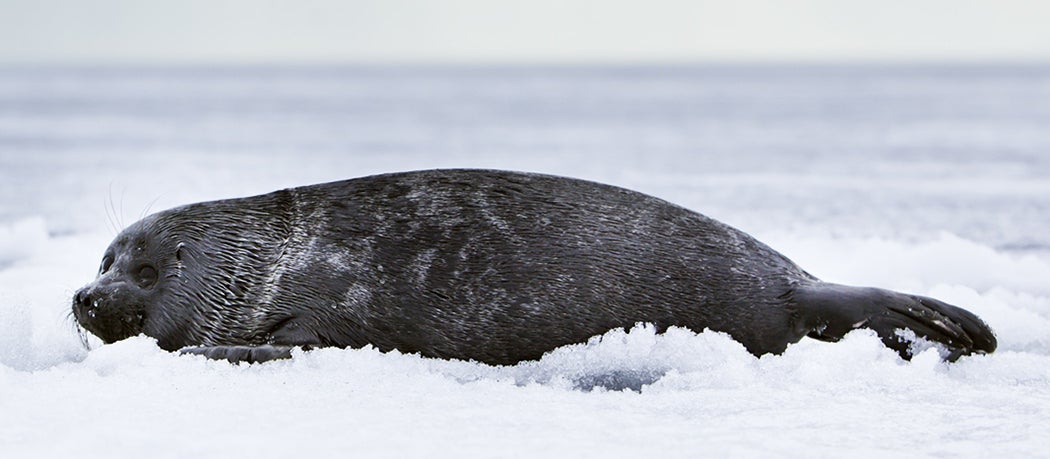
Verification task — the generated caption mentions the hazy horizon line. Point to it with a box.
[3,57,1050,70]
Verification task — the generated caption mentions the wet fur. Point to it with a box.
[73,169,996,364]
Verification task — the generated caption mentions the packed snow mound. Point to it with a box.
[4,324,1044,458]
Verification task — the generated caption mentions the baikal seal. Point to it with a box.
[72,169,996,364]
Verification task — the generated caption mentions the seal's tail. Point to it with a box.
[792,283,997,361]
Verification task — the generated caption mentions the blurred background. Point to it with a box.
[1,0,1048,258]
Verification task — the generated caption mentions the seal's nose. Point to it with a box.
[73,288,96,320]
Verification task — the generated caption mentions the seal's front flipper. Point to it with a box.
[792,283,997,361]
[180,344,298,364]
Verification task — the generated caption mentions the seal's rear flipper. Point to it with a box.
[792,283,997,361]
[180,344,298,364]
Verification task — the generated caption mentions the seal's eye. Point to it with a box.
[99,256,114,275]
[134,264,159,288]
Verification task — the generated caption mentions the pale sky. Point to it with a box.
[2,0,1049,64]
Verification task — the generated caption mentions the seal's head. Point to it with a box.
[72,216,175,345]
[72,197,294,350]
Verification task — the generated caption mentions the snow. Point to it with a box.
[2,65,1050,457]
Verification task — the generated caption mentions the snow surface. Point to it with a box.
[2,66,1050,458]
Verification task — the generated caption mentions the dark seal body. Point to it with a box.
[73,169,997,364]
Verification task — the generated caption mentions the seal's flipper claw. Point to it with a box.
[180,344,296,364]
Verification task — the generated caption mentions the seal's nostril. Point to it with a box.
[74,290,93,310]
